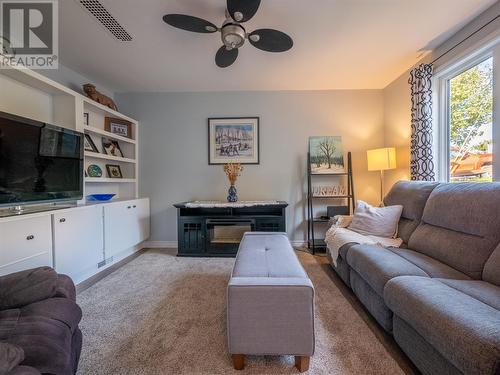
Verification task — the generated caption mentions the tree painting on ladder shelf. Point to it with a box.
[309,136,345,174]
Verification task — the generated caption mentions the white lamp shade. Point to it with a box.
[367,147,397,171]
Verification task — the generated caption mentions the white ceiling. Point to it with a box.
[59,0,496,93]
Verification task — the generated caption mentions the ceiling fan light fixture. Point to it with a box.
[221,23,246,49]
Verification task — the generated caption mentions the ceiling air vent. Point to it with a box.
[78,0,132,41]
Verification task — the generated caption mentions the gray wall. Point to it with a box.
[116,90,385,243]
[39,63,115,99]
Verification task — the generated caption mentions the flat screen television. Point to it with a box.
[0,111,83,207]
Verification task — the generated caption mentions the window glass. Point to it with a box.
[448,57,493,182]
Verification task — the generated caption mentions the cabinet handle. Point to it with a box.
[127,206,132,209]
[26,235,35,240]
[133,205,136,208]
[59,218,66,223]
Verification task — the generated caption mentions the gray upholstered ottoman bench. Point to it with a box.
[227,232,315,372]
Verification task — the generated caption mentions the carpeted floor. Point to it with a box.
[77,249,416,375]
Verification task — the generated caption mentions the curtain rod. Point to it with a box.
[431,12,500,65]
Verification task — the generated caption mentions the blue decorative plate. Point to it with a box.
[87,164,102,177]
[87,194,116,201]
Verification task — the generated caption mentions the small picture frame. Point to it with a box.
[106,164,123,179]
[105,117,132,139]
[102,138,124,158]
[83,112,89,126]
[84,134,98,153]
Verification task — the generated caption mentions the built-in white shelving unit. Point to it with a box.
[0,64,140,202]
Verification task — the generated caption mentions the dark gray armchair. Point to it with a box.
[0,267,82,375]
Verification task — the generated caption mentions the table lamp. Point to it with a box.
[367,147,397,203]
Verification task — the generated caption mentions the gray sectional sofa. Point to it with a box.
[329,181,500,375]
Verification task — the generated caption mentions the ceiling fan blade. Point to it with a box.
[215,46,238,68]
[248,29,293,52]
[227,0,261,22]
[163,14,218,33]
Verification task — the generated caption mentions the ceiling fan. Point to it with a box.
[163,0,293,68]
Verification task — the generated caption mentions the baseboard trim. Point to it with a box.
[144,241,178,248]
[76,248,146,294]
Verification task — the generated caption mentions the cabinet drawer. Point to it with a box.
[0,215,53,276]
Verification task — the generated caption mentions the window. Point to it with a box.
[436,41,500,182]
[448,57,493,182]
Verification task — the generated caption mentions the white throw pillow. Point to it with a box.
[348,200,403,238]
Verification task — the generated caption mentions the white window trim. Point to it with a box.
[434,36,500,182]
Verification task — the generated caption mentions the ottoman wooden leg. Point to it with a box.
[232,354,245,370]
[295,356,310,372]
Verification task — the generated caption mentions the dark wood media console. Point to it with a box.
[174,201,288,257]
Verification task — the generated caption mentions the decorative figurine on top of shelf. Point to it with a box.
[223,163,243,202]
[83,83,118,111]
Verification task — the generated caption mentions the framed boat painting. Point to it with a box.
[208,117,259,164]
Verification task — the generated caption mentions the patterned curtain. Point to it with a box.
[409,64,435,181]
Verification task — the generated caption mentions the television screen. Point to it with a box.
[0,112,83,206]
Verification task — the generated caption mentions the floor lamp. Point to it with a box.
[367,147,397,203]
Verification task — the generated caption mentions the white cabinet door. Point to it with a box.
[104,201,135,258]
[136,198,150,243]
[104,198,150,258]
[53,206,104,283]
[0,215,53,276]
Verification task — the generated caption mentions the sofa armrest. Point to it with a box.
[0,267,58,310]
[54,274,77,301]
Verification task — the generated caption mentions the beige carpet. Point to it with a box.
[77,249,413,375]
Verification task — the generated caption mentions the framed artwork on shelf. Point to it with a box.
[83,112,89,126]
[208,117,259,164]
[105,117,133,139]
[106,164,123,178]
[84,134,98,153]
[102,138,124,157]
[309,136,345,174]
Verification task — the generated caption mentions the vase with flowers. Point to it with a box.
[223,163,243,202]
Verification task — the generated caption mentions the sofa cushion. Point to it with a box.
[483,243,500,286]
[436,279,500,311]
[232,233,306,278]
[346,245,428,296]
[384,276,500,375]
[409,182,500,279]
[20,298,82,334]
[383,181,439,244]
[389,248,470,280]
